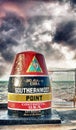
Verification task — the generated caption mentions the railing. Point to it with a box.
[48,68,76,108]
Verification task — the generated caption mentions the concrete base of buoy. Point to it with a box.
[0,109,61,125]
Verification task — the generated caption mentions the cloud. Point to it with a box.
[53,19,76,50]
[1,0,75,61]
[0,0,76,79]
[0,13,25,62]
[0,35,17,62]
[70,0,76,6]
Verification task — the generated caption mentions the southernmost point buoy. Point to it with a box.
[8,51,52,117]
[0,50,61,125]
[0,51,61,125]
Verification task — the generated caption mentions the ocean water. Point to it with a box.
[0,80,75,107]
[0,81,8,103]
[51,81,75,107]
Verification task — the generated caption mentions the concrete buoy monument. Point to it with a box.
[5,51,61,124]
[8,51,52,117]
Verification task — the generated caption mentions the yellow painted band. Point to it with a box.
[8,93,52,102]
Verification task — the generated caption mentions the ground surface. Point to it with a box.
[0,108,76,130]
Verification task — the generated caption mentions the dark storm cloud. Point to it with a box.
[0,12,24,39]
[70,0,76,7]
[0,13,25,62]
[53,20,76,50]
[0,35,18,62]
[57,0,76,4]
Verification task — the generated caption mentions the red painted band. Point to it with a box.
[8,101,51,110]
[11,51,48,75]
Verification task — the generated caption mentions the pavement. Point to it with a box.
[0,108,76,130]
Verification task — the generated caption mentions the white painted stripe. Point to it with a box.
[8,92,52,95]
[8,107,51,111]
[8,100,52,103]
[10,75,49,77]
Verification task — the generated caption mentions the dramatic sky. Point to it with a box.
[0,0,76,80]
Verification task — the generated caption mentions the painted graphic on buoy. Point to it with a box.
[26,56,43,73]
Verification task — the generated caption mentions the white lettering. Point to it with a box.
[15,87,50,94]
